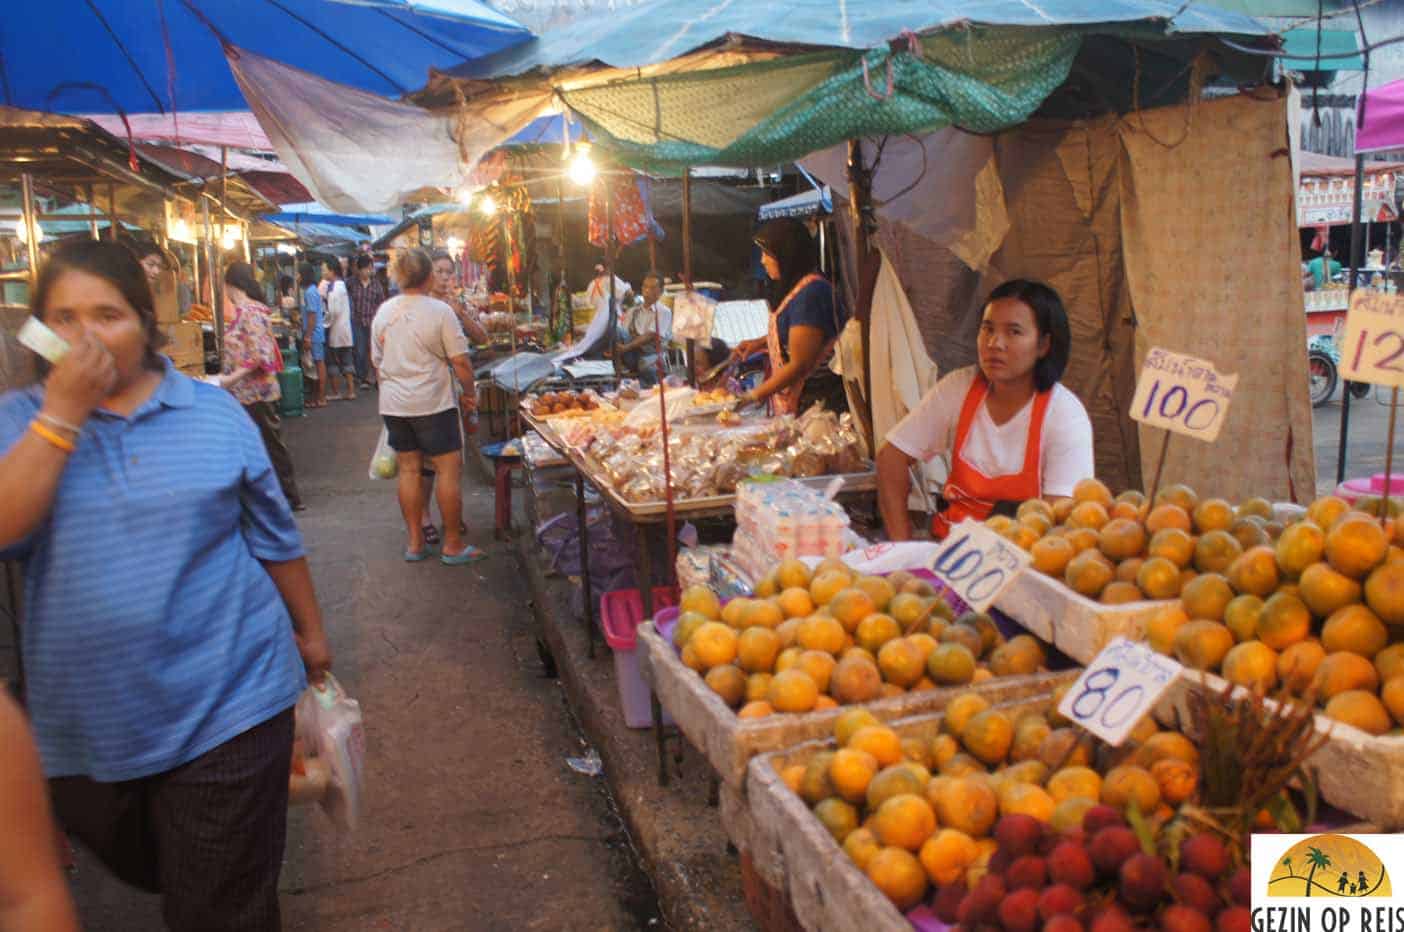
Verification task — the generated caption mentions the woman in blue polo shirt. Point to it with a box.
[0,240,332,932]
[731,217,849,414]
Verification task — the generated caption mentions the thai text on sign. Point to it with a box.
[1130,348,1238,443]
[1340,290,1404,389]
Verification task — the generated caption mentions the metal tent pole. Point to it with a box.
[682,169,696,387]
[204,198,224,359]
[1337,45,1373,486]
[847,140,877,455]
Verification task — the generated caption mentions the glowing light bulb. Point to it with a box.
[568,149,597,186]
[456,186,475,206]
[478,194,497,217]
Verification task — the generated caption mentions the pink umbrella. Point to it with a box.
[1357,78,1404,155]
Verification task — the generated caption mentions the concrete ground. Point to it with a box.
[1312,382,1404,496]
[59,395,664,931]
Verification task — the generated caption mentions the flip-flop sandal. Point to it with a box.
[404,548,432,562]
[422,525,441,546]
[441,545,487,565]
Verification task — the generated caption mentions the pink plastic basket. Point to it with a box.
[600,587,678,728]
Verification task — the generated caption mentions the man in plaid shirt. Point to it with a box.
[347,254,387,388]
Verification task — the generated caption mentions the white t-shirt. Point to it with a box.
[325,280,353,348]
[371,295,470,418]
[886,366,1095,498]
[627,301,673,344]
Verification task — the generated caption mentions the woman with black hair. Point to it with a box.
[877,279,1094,540]
[731,218,849,414]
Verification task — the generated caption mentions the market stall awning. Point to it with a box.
[3,0,531,114]
[263,205,396,227]
[1280,27,1364,72]
[758,186,832,220]
[86,112,274,151]
[1358,78,1404,156]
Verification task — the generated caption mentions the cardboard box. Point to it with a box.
[161,322,204,366]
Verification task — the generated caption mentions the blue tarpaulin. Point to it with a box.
[263,211,395,227]
[2,0,530,114]
[452,0,1269,80]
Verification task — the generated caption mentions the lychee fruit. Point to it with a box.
[933,881,967,924]
[1090,826,1142,877]
[1045,917,1086,932]
[1008,855,1049,890]
[1160,904,1212,932]
[1217,906,1251,932]
[1171,873,1221,917]
[1082,804,1126,835]
[996,813,1046,858]
[999,888,1042,932]
[1038,884,1084,920]
[1228,868,1251,907]
[989,847,1014,875]
[1180,834,1229,880]
[958,873,1006,925]
[1120,852,1169,911]
[1048,841,1095,890]
[1089,904,1137,932]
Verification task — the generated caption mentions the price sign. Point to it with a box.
[926,519,1032,614]
[1341,290,1404,388]
[1130,348,1237,443]
[1056,638,1182,746]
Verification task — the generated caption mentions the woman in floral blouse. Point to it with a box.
[222,262,304,511]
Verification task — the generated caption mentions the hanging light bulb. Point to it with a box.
[456,186,475,206]
[568,146,597,187]
[478,194,497,217]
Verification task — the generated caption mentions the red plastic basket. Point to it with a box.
[600,587,678,651]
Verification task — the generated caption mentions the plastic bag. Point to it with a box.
[303,674,365,832]
[368,426,398,480]
[671,290,716,342]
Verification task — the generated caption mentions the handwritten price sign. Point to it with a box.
[1056,638,1182,746]
[1130,348,1237,443]
[1341,290,1404,389]
[926,520,1031,614]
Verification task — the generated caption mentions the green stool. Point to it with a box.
[278,366,304,417]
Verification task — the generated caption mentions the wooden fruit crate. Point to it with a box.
[746,696,1058,932]
[636,619,1080,791]
[994,570,1175,665]
[1156,669,1404,830]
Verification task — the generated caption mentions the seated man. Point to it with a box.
[616,271,672,386]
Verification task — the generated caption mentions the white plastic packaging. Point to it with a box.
[367,426,398,480]
[298,674,366,832]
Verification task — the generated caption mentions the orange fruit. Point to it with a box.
[774,559,813,591]
[1065,527,1101,554]
[1052,497,1077,523]
[1193,498,1236,533]
[1133,732,1200,768]
[1046,765,1103,804]
[831,655,884,704]
[877,638,926,688]
[929,775,999,837]
[1099,518,1147,561]
[746,673,773,703]
[1110,501,1142,521]
[1376,643,1404,683]
[1226,546,1281,597]
[1326,515,1390,579]
[777,587,816,619]
[1065,549,1114,599]
[856,576,898,612]
[1321,604,1390,657]
[1277,639,1326,693]
[774,646,803,673]
[961,709,1014,765]
[779,762,806,794]
[1382,676,1404,725]
[1181,573,1234,621]
[927,643,976,685]
[1073,478,1115,506]
[740,598,785,630]
[1150,758,1198,806]
[871,794,938,851]
[736,627,782,673]
[1136,556,1183,600]
[1194,529,1244,575]
[1116,558,1147,584]
[1101,581,1144,605]
[1173,620,1234,671]
[1067,501,1110,531]
[809,570,852,607]
[1276,521,1327,578]
[814,797,860,843]
[1032,536,1076,577]
[1223,594,1264,642]
[865,846,930,911]
[1155,483,1200,514]
[767,669,819,713]
[843,827,882,870]
[720,597,751,628]
[797,616,846,655]
[1307,495,1352,530]
[1101,765,1162,813]
[1229,517,1272,552]
[1312,652,1380,700]
[704,665,747,706]
[829,747,881,803]
[834,707,881,746]
[738,700,773,719]
[1148,527,1196,568]
[679,585,722,620]
[673,611,711,648]
[1365,561,1404,625]
[1145,504,1193,535]
[1324,690,1392,735]
[829,589,878,633]
[1221,641,1279,693]
[942,692,991,738]
[690,622,739,669]
[796,650,838,692]
[856,613,902,654]
[1256,592,1312,650]
[1144,604,1190,655]
[1019,499,1056,522]
[1239,497,1274,519]
[1298,562,1364,618]
[998,783,1056,822]
[919,828,979,886]
[850,725,904,767]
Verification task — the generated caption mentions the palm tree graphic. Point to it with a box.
[1282,857,1295,877]
[1304,847,1333,896]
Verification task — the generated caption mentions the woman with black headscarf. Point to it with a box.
[732,218,849,414]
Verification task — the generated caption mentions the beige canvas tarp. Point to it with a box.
[812,91,1313,503]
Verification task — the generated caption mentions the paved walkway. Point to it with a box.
[64,395,662,931]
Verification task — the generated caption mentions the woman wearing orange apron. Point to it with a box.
[876,280,1095,540]
[731,219,848,415]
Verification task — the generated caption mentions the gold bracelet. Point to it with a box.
[30,420,76,454]
[36,412,81,435]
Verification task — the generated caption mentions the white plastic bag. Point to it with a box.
[368,426,398,480]
[303,674,366,831]
[671,290,716,342]
[623,386,697,429]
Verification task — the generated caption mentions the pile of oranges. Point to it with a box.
[670,559,1049,717]
[779,694,1211,917]
[999,479,1283,606]
[1140,494,1404,736]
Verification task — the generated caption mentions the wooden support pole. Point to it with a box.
[86,184,98,240]
[20,173,40,291]
[682,169,696,388]
[847,140,878,455]
[108,185,118,242]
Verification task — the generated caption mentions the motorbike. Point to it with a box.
[1308,333,1371,407]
